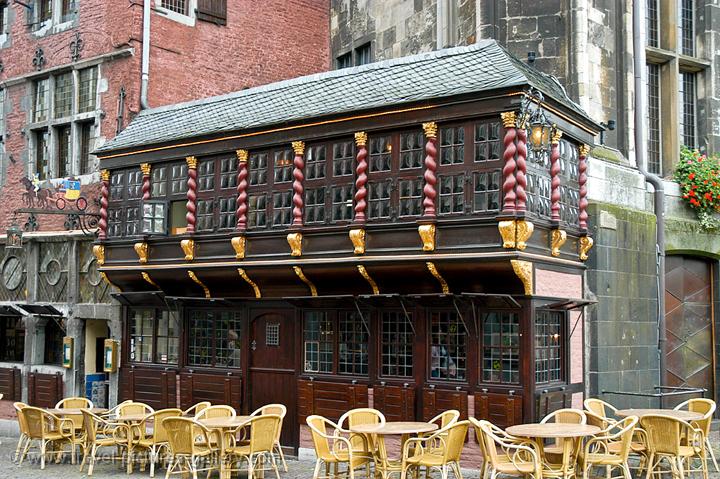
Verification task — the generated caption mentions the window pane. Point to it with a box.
[331,184,353,222]
[306,145,326,180]
[305,187,326,224]
[198,159,215,191]
[679,72,697,148]
[214,311,242,368]
[272,191,292,226]
[338,311,368,375]
[440,126,464,165]
[369,136,392,172]
[399,131,423,169]
[398,178,422,217]
[473,170,501,213]
[129,309,154,363]
[188,310,213,366]
[304,312,333,373]
[381,312,413,377]
[333,140,354,176]
[439,174,465,215]
[646,64,661,175]
[273,149,294,183]
[56,125,71,177]
[249,152,268,186]
[34,79,49,122]
[535,310,563,383]
[78,68,98,113]
[481,312,519,384]
[161,0,187,14]
[35,129,49,180]
[430,311,466,381]
[646,0,659,47]
[54,72,73,118]
[679,0,694,56]
[474,121,501,162]
[248,193,267,228]
[79,123,94,174]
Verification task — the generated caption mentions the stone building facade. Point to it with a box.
[329,0,720,406]
[0,0,329,408]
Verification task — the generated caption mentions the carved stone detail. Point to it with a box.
[238,268,261,298]
[231,236,246,260]
[579,235,594,261]
[426,262,450,294]
[180,239,195,261]
[551,229,567,257]
[293,266,317,297]
[349,228,366,255]
[287,232,303,257]
[134,242,149,264]
[188,271,210,298]
[510,260,533,296]
[418,223,436,252]
[357,265,379,295]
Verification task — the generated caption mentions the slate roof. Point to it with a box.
[96,40,593,155]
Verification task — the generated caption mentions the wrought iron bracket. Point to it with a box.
[14,208,101,237]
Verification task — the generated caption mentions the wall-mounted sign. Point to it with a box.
[103,339,118,373]
[62,337,73,368]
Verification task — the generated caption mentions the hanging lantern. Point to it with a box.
[6,222,22,249]
[519,87,555,153]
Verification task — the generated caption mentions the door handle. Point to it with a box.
[251,340,257,351]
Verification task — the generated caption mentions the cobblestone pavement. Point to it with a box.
[2,433,720,478]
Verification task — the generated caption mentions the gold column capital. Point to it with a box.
[422,122,438,139]
[291,141,305,155]
[579,144,591,156]
[236,149,249,163]
[354,131,368,147]
[500,111,517,128]
[100,169,110,181]
[186,156,198,169]
[551,128,563,144]
[140,163,151,175]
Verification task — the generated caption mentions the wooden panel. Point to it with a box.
[119,366,177,410]
[28,372,63,408]
[374,384,416,421]
[0,367,21,401]
[196,0,227,25]
[474,391,523,428]
[535,389,571,420]
[297,379,369,423]
[421,387,468,421]
[179,371,242,410]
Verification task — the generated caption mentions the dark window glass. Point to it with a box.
[44,319,63,365]
[430,311,466,381]
[188,310,241,367]
[336,52,352,69]
[38,0,52,23]
[306,145,326,180]
[273,149,294,183]
[108,208,122,237]
[56,124,71,177]
[679,0,694,56]
[198,159,215,192]
[535,310,564,383]
[399,131,423,169]
[34,79,49,122]
[338,312,368,375]
[248,194,267,228]
[381,312,413,378]
[78,68,98,113]
[647,64,661,175]
[646,0,659,47]
[474,121,502,162]
[355,43,371,66]
[369,136,392,172]
[170,162,188,195]
[79,123,93,174]
[218,197,236,230]
[0,318,24,362]
[303,312,333,373]
[155,311,180,364]
[368,181,392,219]
[151,166,167,197]
[481,312,519,384]
[558,140,580,226]
[250,152,268,186]
[54,72,73,118]
[305,187,325,224]
[220,157,238,189]
[127,170,143,200]
[196,199,214,231]
[679,71,697,148]
[124,206,139,236]
[473,170,501,212]
[61,0,73,21]
[440,126,464,165]
[332,184,353,222]
[439,174,465,215]
[333,141,354,176]
[35,129,49,180]
[272,190,292,226]
[398,178,422,217]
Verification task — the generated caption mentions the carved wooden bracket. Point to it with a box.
[510,260,533,296]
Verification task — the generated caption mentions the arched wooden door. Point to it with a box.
[664,255,714,400]
[249,310,298,449]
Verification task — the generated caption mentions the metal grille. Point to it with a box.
[331,184,353,222]
[369,135,392,172]
[79,123,93,174]
[646,0,659,47]
[474,121,501,161]
[304,187,325,224]
[35,129,49,180]
[161,0,187,15]
[398,178,422,216]
[78,68,97,113]
[473,170,501,212]
[439,174,465,214]
[333,140,354,176]
[368,181,391,219]
[56,124,71,177]
[54,72,73,118]
[272,190,292,226]
[273,149,294,183]
[381,312,413,378]
[482,312,520,384]
[430,311,466,381]
[679,71,697,148]
[305,145,326,180]
[338,312,368,375]
[440,126,464,165]
[304,312,333,373]
[129,309,154,363]
[248,194,267,228]
[679,0,694,56]
[399,131,423,169]
[266,323,280,346]
[34,79,49,122]
[647,64,661,174]
[535,310,563,384]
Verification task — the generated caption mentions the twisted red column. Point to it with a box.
[515,129,528,212]
[98,170,109,240]
[186,156,197,233]
[141,163,151,200]
[291,141,305,227]
[354,132,368,223]
[236,150,248,231]
[422,122,438,217]
[502,126,518,213]
[550,137,562,222]
[578,145,589,230]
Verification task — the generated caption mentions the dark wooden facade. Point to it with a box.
[96,66,600,450]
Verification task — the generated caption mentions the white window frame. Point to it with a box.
[33,0,77,34]
[155,0,197,26]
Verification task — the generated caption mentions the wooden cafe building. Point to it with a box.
[93,41,600,453]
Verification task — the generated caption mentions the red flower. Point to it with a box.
[689,173,696,180]
[691,199,700,206]
[689,190,696,197]
[705,193,713,201]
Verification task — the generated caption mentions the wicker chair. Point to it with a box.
[640,414,708,479]
[401,420,470,479]
[13,401,29,463]
[100,399,133,419]
[580,415,637,479]
[79,409,132,476]
[226,414,282,479]
[675,398,718,472]
[183,401,210,418]
[306,415,371,479]
[247,403,288,472]
[584,398,619,419]
[194,404,236,420]
[117,401,154,417]
[541,408,587,459]
[18,406,76,469]
[472,418,542,479]
[163,417,221,479]
[338,407,385,462]
[133,408,183,477]
[56,397,94,434]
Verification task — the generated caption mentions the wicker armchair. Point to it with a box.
[640,414,708,479]
[472,418,542,479]
[117,401,154,417]
[541,408,587,460]
[56,397,94,434]
[79,409,132,476]
[247,403,288,472]
[183,401,211,418]
[13,401,29,463]
[163,417,221,479]
[226,414,282,479]
[401,420,470,479]
[18,406,76,469]
[133,408,183,477]
[675,398,718,472]
[584,398,618,419]
[338,408,385,465]
[306,415,371,479]
[194,404,236,420]
[580,415,637,479]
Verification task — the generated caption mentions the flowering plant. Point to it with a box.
[673,147,720,230]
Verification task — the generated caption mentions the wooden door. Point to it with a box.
[249,311,297,449]
[665,255,714,401]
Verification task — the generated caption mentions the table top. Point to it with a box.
[506,423,601,438]
[115,414,150,422]
[199,416,252,429]
[350,421,438,435]
[615,409,703,421]
[46,408,108,415]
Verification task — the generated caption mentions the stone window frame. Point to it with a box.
[645,0,708,176]
[27,65,100,180]
[30,0,78,35]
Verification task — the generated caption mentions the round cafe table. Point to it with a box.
[506,423,601,470]
[46,407,108,416]
[351,422,439,464]
[198,416,252,479]
[615,408,703,421]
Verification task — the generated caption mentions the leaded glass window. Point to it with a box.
[304,312,333,373]
[273,149,294,183]
[196,199,213,231]
[188,310,241,368]
[306,145,326,180]
[535,310,564,384]
[34,79,49,122]
[679,0,694,56]
[473,170,501,212]
[332,184,353,222]
[646,0,659,47]
[170,162,188,195]
[218,197,236,230]
[250,152,268,186]
[248,194,267,228]
[439,174,465,215]
[369,181,392,219]
[558,140,580,226]
[333,140,354,176]
[129,309,154,363]
[381,312,413,378]
[272,190,292,226]
[198,160,215,191]
[439,126,464,165]
[474,121,501,162]
[220,157,238,189]
[679,71,697,148]
[398,178,422,217]
[481,312,519,384]
[54,72,73,118]
[56,124,71,177]
[338,312,368,375]
[647,64,661,175]
[305,187,325,224]
[78,68,97,113]
[369,135,392,172]
[399,131,423,169]
[430,311,466,381]
[128,309,178,364]
[152,166,167,197]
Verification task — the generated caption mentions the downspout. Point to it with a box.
[632,0,666,394]
[140,0,151,110]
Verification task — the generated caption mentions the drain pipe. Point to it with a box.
[140,0,151,110]
[632,0,666,393]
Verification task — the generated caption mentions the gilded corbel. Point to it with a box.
[498,220,516,249]
[293,266,317,297]
[141,271,158,289]
[349,228,366,255]
[510,260,533,296]
[100,272,120,291]
[357,265,379,295]
[188,271,210,299]
[550,229,567,257]
[426,262,450,294]
[418,224,436,252]
[238,268,261,298]
[134,242,149,264]
[180,239,195,261]
[579,235,594,261]
[92,244,105,266]
[515,220,534,251]
[287,232,303,257]
[231,236,247,260]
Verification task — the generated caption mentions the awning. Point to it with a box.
[0,305,22,316]
[111,291,166,307]
[15,304,64,316]
[460,292,521,309]
[534,297,597,310]
[165,296,234,308]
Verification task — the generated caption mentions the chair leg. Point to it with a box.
[40,440,47,470]
[14,434,26,462]
[18,438,32,466]
[645,453,655,479]
[274,441,288,472]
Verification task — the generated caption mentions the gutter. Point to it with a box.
[632,0,666,389]
[140,0,151,109]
